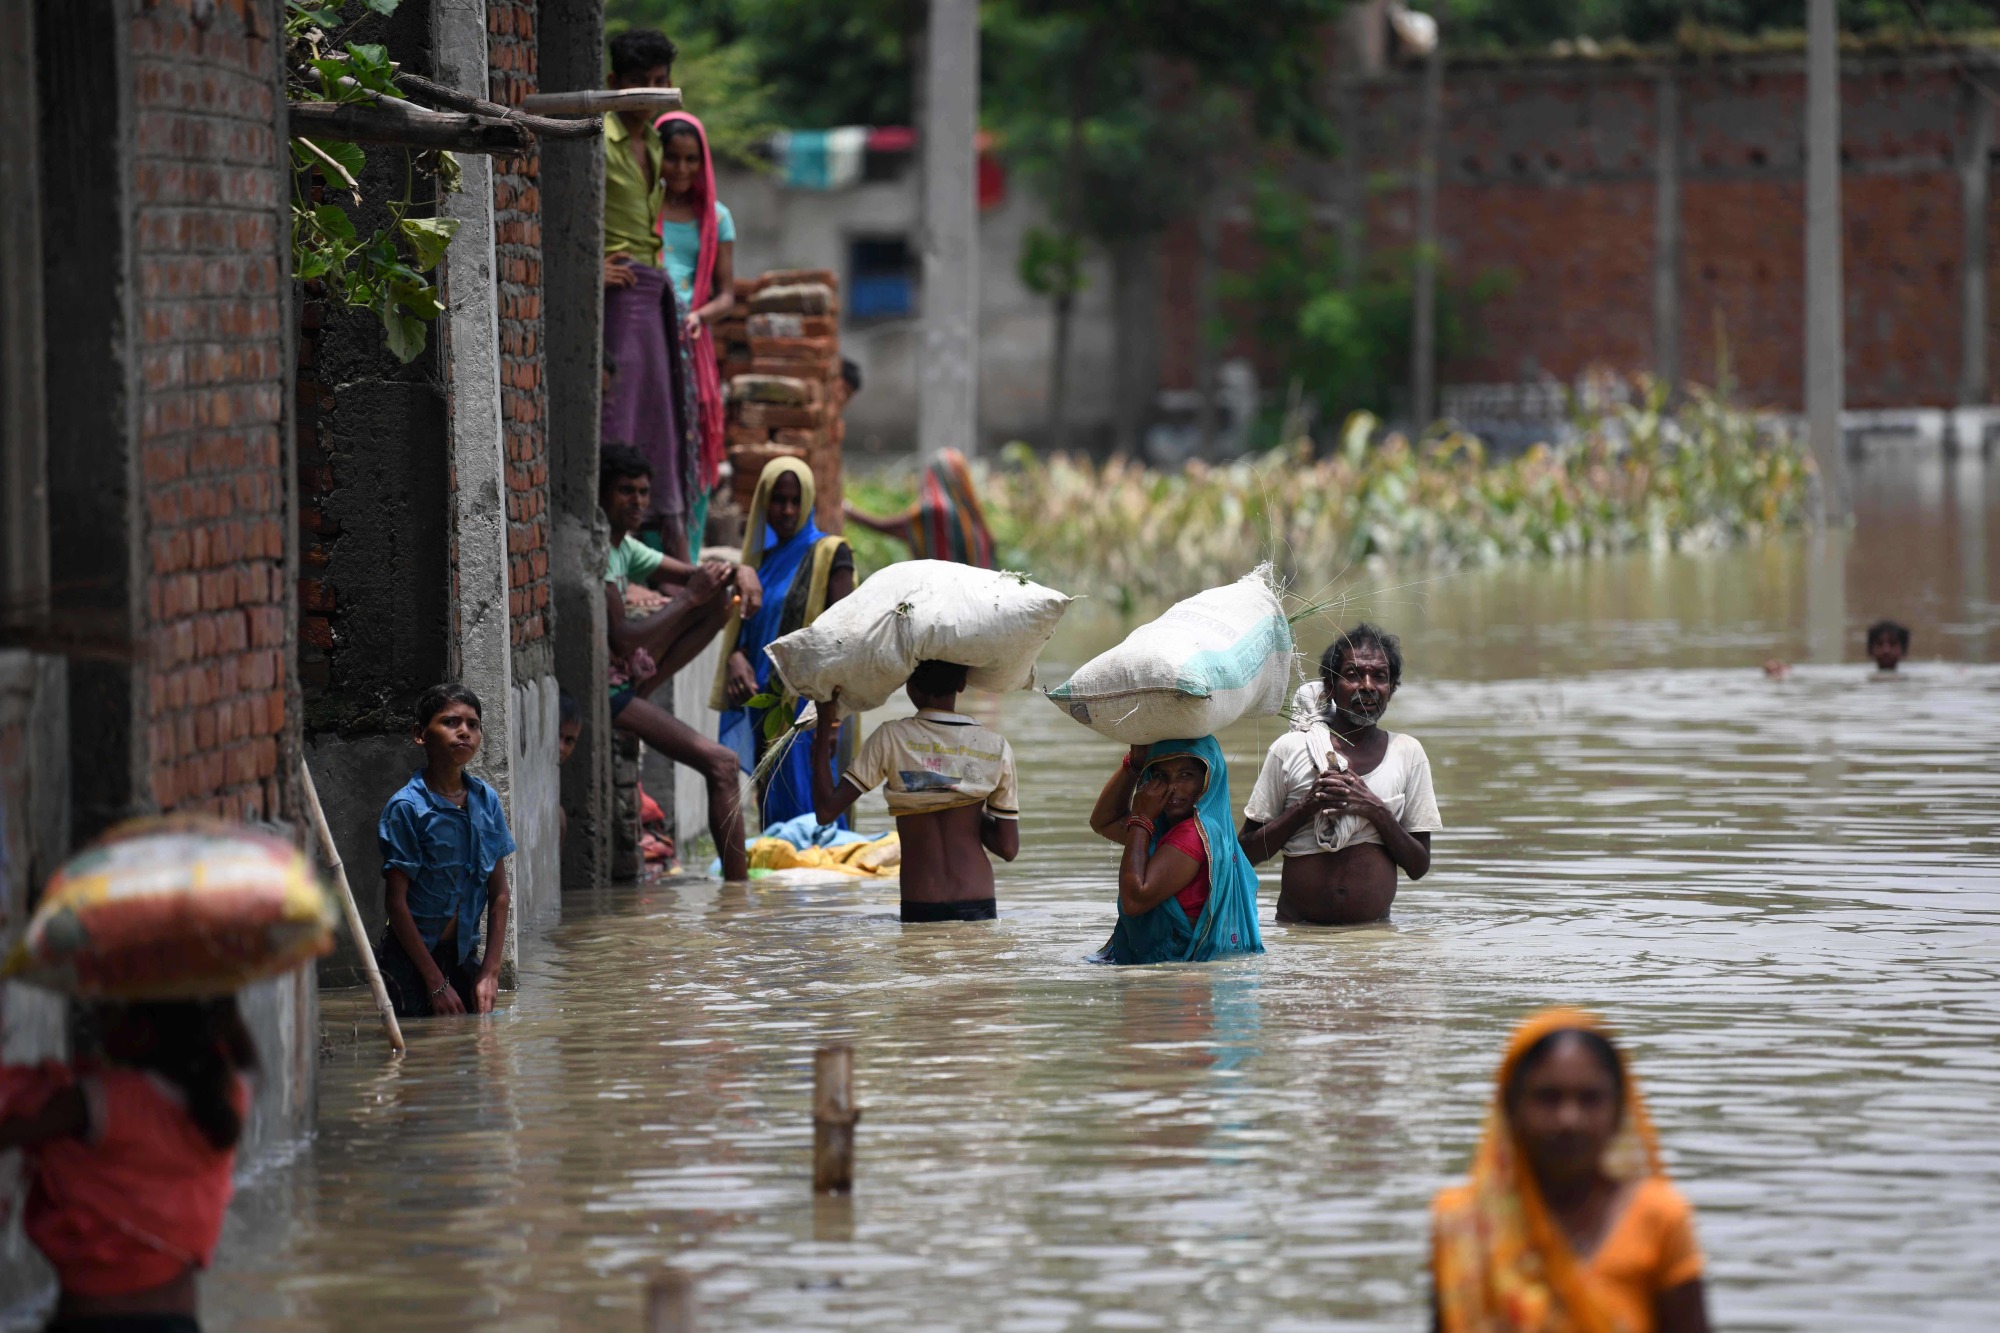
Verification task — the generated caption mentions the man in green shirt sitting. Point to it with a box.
[601,29,699,558]
[600,445,757,881]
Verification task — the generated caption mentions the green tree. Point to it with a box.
[605,0,920,134]
[984,0,1344,452]
[1221,178,1512,429]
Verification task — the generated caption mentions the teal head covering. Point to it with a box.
[1090,735,1266,966]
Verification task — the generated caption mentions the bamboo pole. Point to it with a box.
[644,1271,694,1333]
[393,72,602,139]
[300,761,405,1056]
[812,1045,860,1193]
[287,99,532,154]
[520,88,682,117]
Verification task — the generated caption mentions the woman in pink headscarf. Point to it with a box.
[653,110,733,553]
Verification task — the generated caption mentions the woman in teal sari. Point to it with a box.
[1087,736,1265,965]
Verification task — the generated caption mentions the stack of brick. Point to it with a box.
[715,269,845,534]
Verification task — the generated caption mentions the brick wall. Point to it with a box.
[131,0,295,819]
[489,0,553,681]
[1162,53,1992,413]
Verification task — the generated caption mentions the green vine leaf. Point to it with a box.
[398,216,459,271]
[342,43,395,89]
[380,308,427,364]
[743,692,781,712]
[362,0,402,14]
[311,203,357,244]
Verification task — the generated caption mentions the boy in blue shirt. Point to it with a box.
[375,683,516,1017]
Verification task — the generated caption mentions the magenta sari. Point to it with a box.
[652,111,726,496]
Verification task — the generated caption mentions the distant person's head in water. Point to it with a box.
[835,357,862,412]
[1505,1025,1627,1193]
[906,658,969,712]
[1867,619,1910,672]
[1322,622,1403,730]
[767,469,805,540]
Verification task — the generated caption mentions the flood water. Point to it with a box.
[209,449,2000,1331]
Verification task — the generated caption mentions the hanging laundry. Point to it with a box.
[772,126,870,191]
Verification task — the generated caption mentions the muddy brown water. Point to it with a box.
[208,451,2000,1331]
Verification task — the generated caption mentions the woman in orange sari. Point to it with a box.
[1432,1009,1712,1333]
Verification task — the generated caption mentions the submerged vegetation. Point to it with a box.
[851,381,1814,606]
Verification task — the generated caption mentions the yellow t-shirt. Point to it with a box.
[844,711,1019,819]
[602,114,663,263]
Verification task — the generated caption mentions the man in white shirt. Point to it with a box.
[810,660,1020,922]
[1238,623,1440,924]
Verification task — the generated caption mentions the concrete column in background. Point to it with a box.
[1958,86,1991,409]
[1652,71,1681,395]
[1409,42,1442,428]
[919,0,979,459]
[539,0,614,891]
[1805,0,1849,520]
[434,0,524,976]
[1,0,47,630]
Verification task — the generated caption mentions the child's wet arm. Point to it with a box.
[480,861,510,979]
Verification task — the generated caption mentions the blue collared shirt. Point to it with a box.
[378,771,515,965]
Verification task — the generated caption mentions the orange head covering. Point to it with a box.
[1432,1009,1665,1333]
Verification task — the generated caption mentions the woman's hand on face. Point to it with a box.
[725,651,759,707]
[1129,771,1171,823]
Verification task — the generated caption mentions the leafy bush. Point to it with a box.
[972,379,1813,605]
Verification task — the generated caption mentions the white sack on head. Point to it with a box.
[1044,565,1295,745]
[766,560,1074,716]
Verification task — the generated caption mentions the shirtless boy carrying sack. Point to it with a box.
[810,660,1020,921]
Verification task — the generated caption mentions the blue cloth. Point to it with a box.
[718,512,825,774]
[1090,736,1265,967]
[377,771,516,966]
[761,813,878,849]
[658,201,734,314]
[759,699,847,828]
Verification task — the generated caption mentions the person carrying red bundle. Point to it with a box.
[0,999,257,1333]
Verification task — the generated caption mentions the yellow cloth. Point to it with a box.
[602,114,664,262]
[1431,1009,1704,1333]
[748,832,901,877]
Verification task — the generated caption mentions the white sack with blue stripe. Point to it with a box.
[1045,566,1296,745]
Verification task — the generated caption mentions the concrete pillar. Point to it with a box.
[919,0,979,460]
[1410,42,1442,428]
[539,0,614,892]
[433,0,524,977]
[1,0,47,631]
[1804,0,1849,520]
[1652,71,1681,394]
[1959,86,1991,409]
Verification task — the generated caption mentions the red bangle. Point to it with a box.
[1125,815,1156,838]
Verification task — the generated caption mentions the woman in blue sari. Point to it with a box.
[1086,736,1265,965]
[712,458,854,826]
